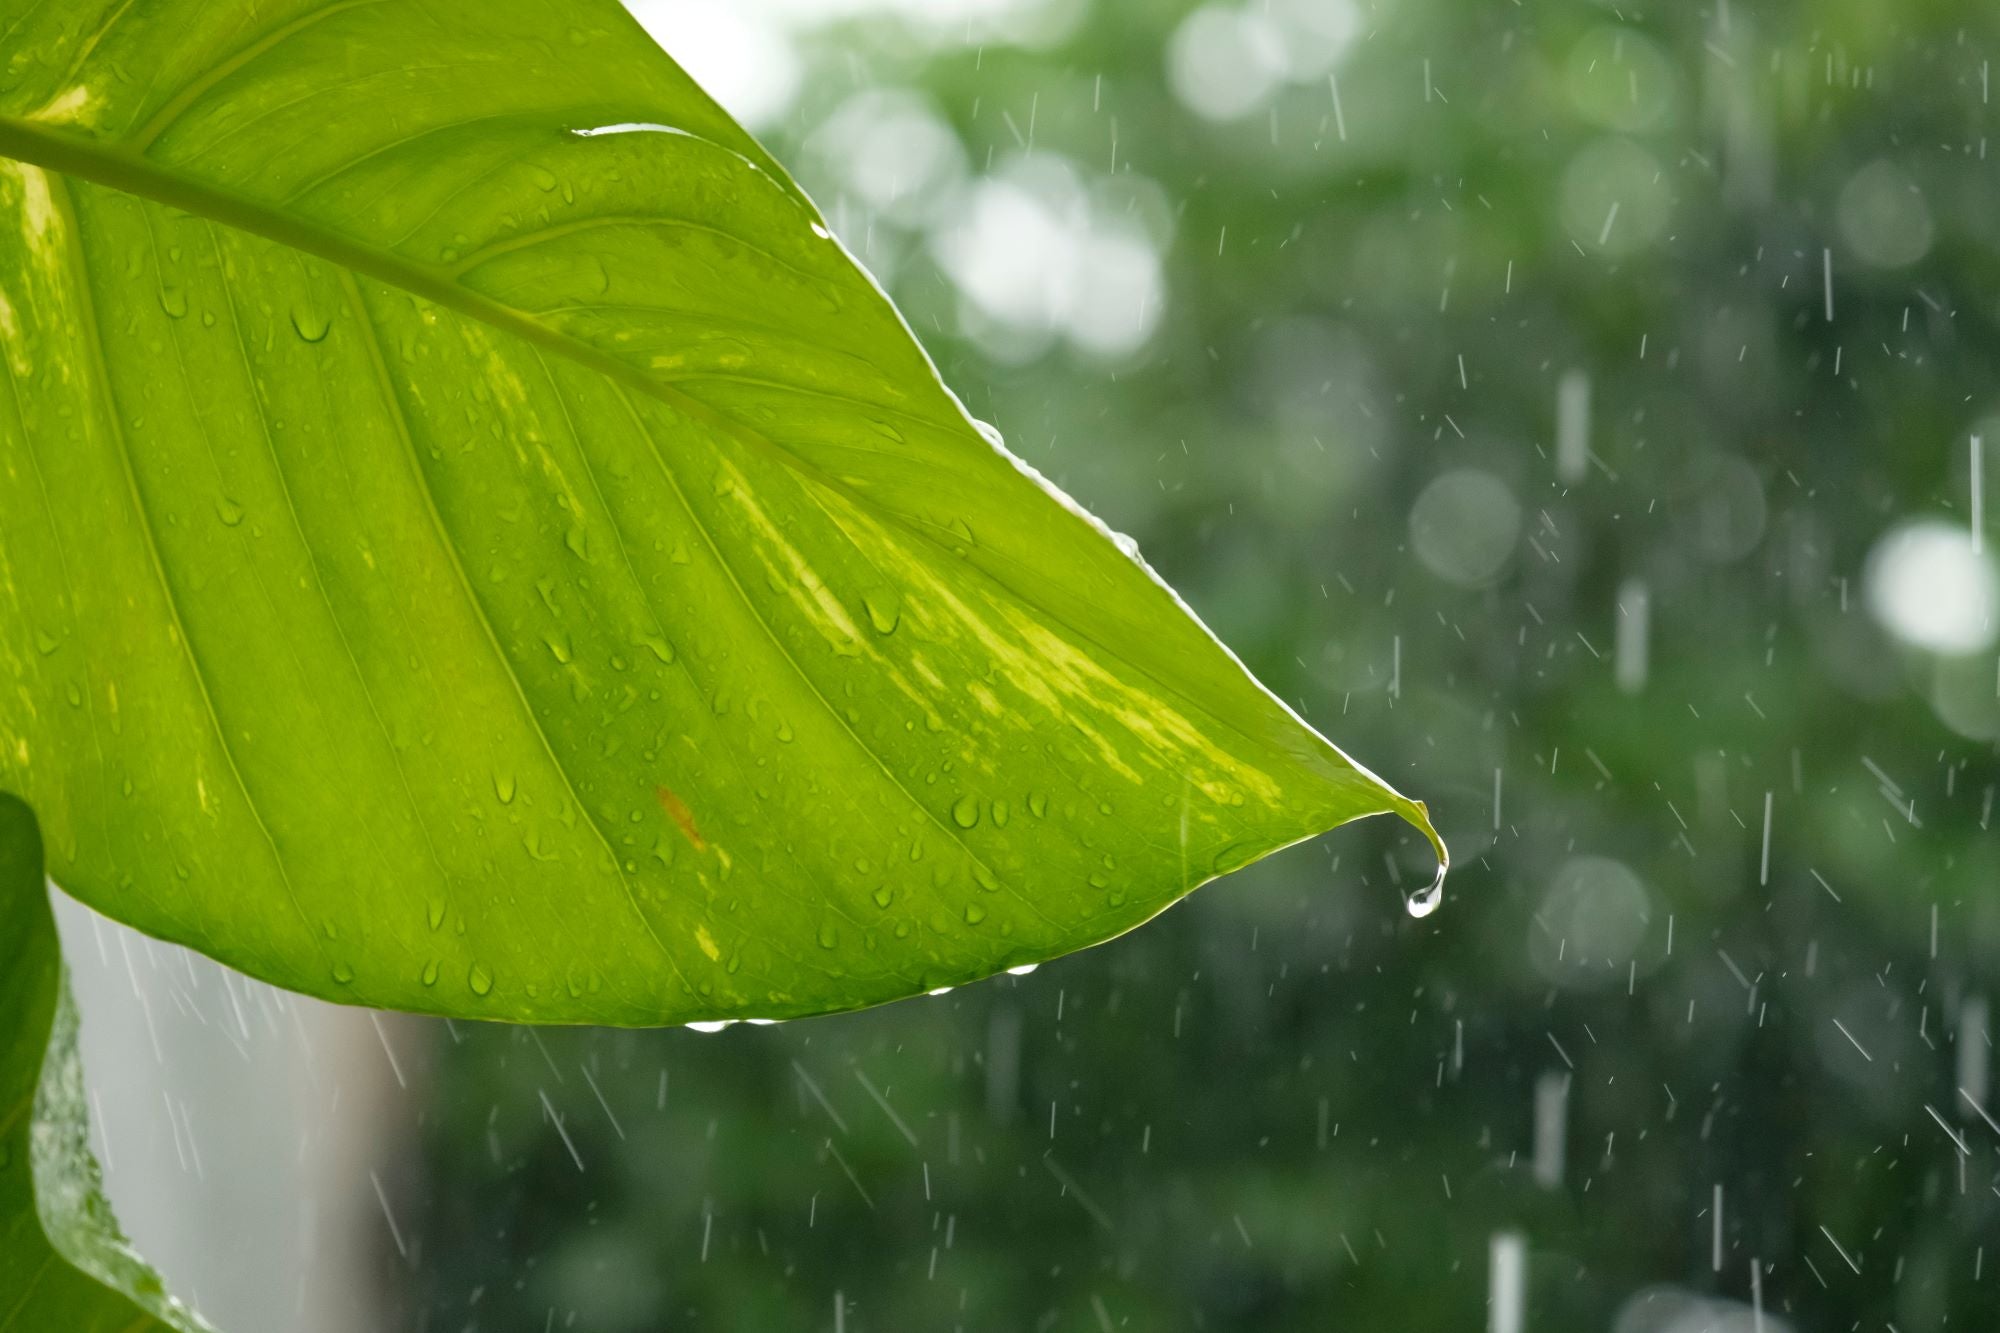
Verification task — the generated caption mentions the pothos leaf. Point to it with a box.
[0,2,1442,1324]
[0,0,1441,1027]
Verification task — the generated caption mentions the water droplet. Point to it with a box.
[863,591,901,634]
[214,497,244,527]
[872,885,893,908]
[564,526,588,559]
[991,799,1010,827]
[1406,862,1447,919]
[421,959,440,986]
[687,1019,733,1033]
[950,795,980,828]
[964,903,987,924]
[531,165,559,191]
[157,286,188,319]
[34,631,58,655]
[426,898,446,932]
[817,922,840,949]
[493,772,516,803]
[1006,963,1039,976]
[544,631,573,664]
[641,634,675,664]
[290,305,331,342]
[331,961,355,984]
[468,962,495,995]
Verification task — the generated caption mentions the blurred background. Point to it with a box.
[60,0,2000,1328]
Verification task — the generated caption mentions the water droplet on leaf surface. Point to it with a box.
[290,305,331,342]
[863,591,901,634]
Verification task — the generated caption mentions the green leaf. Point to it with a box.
[0,794,212,1330]
[0,0,1440,1024]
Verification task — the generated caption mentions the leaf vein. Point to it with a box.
[338,272,694,1002]
[49,172,320,965]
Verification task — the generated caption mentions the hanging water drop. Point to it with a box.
[1406,861,1447,919]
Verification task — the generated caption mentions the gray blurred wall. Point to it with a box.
[52,886,415,1333]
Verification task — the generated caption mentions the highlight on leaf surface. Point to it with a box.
[0,0,1440,1026]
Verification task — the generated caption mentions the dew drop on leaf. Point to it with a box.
[289,305,331,342]
[950,795,980,828]
[863,591,901,634]
[468,962,494,995]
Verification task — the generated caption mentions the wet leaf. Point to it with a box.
[0,0,1439,1020]
[0,2,1438,1319]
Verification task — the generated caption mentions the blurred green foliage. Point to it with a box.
[400,2,2000,1328]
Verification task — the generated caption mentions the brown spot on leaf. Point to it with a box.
[657,786,707,851]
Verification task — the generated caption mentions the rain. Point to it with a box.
[42,0,2000,1328]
